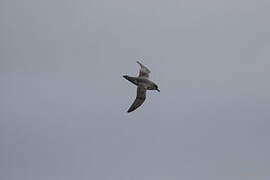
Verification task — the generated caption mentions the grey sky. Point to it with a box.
[1,0,270,179]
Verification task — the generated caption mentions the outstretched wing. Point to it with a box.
[137,61,151,78]
[127,85,147,113]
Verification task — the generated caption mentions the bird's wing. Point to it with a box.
[127,85,147,113]
[137,61,151,78]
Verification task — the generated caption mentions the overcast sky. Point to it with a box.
[1,0,270,180]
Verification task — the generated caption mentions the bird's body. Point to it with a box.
[123,76,157,90]
[123,61,160,113]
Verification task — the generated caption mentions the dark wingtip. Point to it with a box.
[123,75,128,79]
[136,61,142,66]
[127,108,134,113]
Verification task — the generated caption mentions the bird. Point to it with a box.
[123,61,160,113]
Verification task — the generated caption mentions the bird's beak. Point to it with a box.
[157,89,160,92]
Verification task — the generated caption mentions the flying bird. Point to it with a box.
[123,61,160,113]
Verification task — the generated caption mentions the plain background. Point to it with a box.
[1,0,270,179]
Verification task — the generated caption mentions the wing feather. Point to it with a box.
[127,85,147,113]
[137,61,151,78]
